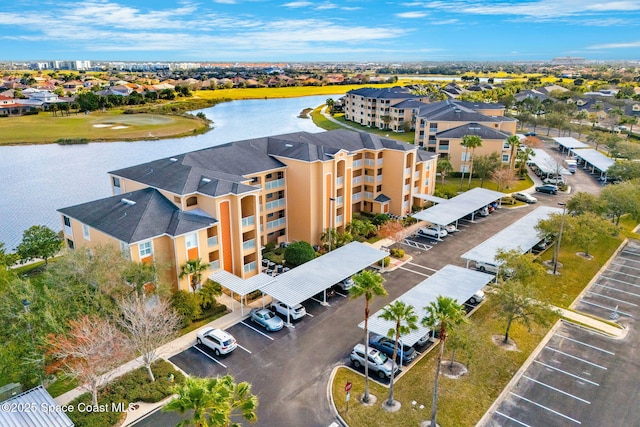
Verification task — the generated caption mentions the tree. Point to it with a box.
[377,220,406,246]
[47,315,131,406]
[599,181,640,225]
[567,212,616,257]
[494,280,555,344]
[421,296,467,427]
[180,258,210,292]
[349,270,387,403]
[495,249,546,284]
[124,260,157,298]
[491,167,517,192]
[117,296,181,381]
[164,375,258,427]
[516,147,535,177]
[16,225,62,265]
[198,279,222,310]
[346,219,376,240]
[472,153,501,188]
[446,321,478,370]
[378,300,418,407]
[536,212,569,267]
[460,134,483,190]
[607,161,640,182]
[0,242,18,267]
[437,158,454,184]
[505,135,521,170]
[566,192,604,216]
[284,241,316,267]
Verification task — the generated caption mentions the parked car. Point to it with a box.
[271,300,306,321]
[369,333,417,365]
[544,176,565,185]
[444,223,458,233]
[249,308,284,332]
[417,227,448,238]
[512,192,537,204]
[466,290,485,305]
[524,131,536,137]
[535,184,559,195]
[335,276,354,291]
[475,261,499,274]
[349,343,399,379]
[196,327,237,356]
[477,206,490,217]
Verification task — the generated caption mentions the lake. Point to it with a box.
[0,94,338,250]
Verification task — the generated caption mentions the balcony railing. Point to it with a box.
[364,191,374,199]
[241,216,255,227]
[414,171,420,178]
[336,176,344,186]
[267,217,286,229]
[404,167,411,175]
[403,201,410,209]
[336,215,343,224]
[364,175,374,183]
[352,176,363,185]
[365,159,375,166]
[353,159,363,168]
[404,184,410,192]
[377,158,383,165]
[242,239,256,251]
[264,178,284,190]
[376,175,383,183]
[64,225,73,236]
[244,261,257,273]
[210,260,220,270]
[352,192,362,202]
[336,196,343,205]
[207,236,219,247]
[265,198,285,211]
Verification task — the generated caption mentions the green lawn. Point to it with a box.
[332,217,632,427]
[434,176,534,196]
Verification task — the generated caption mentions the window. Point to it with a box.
[502,154,509,162]
[63,215,71,227]
[120,241,130,257]
[66,239,75,250]
[461,152,471,161]
[376,185,382,192]
[185,232,198,249]
[139,241,152,258]
[186,196,198,207]
[82,224,90,240]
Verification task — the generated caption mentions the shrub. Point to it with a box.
[284,241,316,267]
[390,248,405,258]
[171,290,202,327]
[371,213,391,226]
[378,256,391,267]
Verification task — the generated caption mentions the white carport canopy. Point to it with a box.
[528,148,571,175]
[460,206,563,266]
[413,193,449,204]
[209,270,276,315]
[572,148,615,175]
[412,187,505,226]
[360,265,495,346]
[260,242,388,308]
[554,137,588,154]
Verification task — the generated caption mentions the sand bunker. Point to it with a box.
[111,126,129,130]
[93,124,113,128]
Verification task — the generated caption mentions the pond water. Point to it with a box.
[0,94,338,250]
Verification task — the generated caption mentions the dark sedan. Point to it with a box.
[535,184,559,195]
[369,333,417,365]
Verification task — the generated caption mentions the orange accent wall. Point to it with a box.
[187,247,199,260]
[141,256,153,265]
[220,201,233,272]
[325,173,332,227]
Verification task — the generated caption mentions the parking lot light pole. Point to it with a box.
[553,202,567,275]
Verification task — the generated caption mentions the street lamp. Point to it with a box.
[552,202,567,275]
[328,197,335,252]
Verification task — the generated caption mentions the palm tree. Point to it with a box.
[180,258,210,292]
[460,134,483,190]
[422,296,467,427]
[163,375,258,427]
[437,158,453,185]
[349,269,387,403]
[505,135,521,171]
[516,147,535,177]
[379,301,418,408]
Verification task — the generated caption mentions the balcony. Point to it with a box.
[336,215,343,224]
[207,236,219,247]
[352,192,362,202]
[403,201,410,209]
[265,198,285,211]
[242,239,256,251]
[376,175,383,183]
[210,260,220,270]
[241,215,255,227]
[364,191,374,199]
[415,171,420,178]
[404,184,410,192]
[264,178,284,190]
[404,167,411,175]
[244,261,257,273]
[377,158,383,165]
[267,217,286,230]
[353,159,363,168]
[365,159,375,166]
[336,176,344,186]
[336,196,343,205]
[352,176,363,185]
[364,175,374,183]
[64,225,73,236]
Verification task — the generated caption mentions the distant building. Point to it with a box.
[552,57,586,65]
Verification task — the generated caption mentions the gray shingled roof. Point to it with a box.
[58,188,216,243]
[374,193,391,203]
[347,86,415,99]
[436,122,510,140]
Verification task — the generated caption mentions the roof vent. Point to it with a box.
[121,198,136,206]
[285,143,293,148]
[169,157,178,162]
[201,178,211,183]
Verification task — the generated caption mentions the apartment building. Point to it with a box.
[343,87,429,131]
[58,130,437,291]
[414,100,517,171]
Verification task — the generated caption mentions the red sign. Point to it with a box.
[345,382,352,392]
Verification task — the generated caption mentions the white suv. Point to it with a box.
[196,327,237,356]
[349,343,399,380]
[475,261,499,274]
[271,300,307,320]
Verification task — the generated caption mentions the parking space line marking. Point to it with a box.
[610,261,640,272]
[523,375,591,404]
[600,276,640,288]
[398,266,430,277]
[581,300,634,318]
[622,250,640,257]
[593,283,640,298]
[587,291,638,306]
[607,267,640,277]
[241,321,275,341]
[533,360,599,386]
[407,262,438,272]
[193,345,227,368]
[544,347,607,369]
[237,344,252,354]
[554,334,615,355]
[306,312,314,317]
[618,256,640,264]
[495,411,531,427]
[310,297,328,305]
[509,392,581,424]
[334,291,348,298]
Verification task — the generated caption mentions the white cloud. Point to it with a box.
[282,1,313,7]
[587,40,640,49]
[213,0,237,4]
[429,18,459,25]
[396,11,428,18]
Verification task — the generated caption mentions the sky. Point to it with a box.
[1,0,639,62]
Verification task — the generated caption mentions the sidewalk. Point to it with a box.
[555,307,627,338]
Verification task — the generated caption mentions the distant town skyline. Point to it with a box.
[1,0,639,62]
